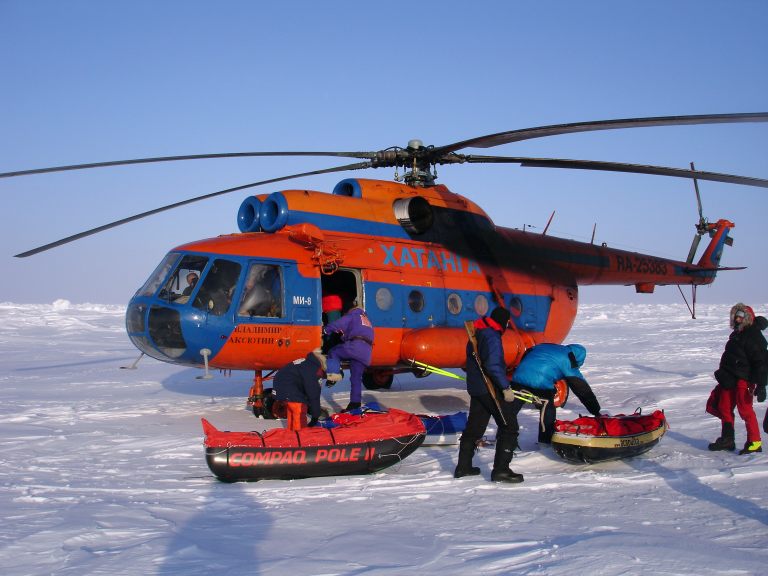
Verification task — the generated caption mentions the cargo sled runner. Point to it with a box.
[202,408,425,482]
[552,409,667,464]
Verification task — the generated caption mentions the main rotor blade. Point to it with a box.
[461,155,768,188]
[0,151,375,179]
[14,161,371,257]
[433,113,768,156]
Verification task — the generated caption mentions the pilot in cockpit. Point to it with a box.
[182,272,199,297]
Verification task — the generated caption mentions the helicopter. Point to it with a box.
[4,113,768,416]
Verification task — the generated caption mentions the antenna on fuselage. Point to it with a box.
[542,210,556,235]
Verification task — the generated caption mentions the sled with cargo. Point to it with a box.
[202,407,426,482]
[327,401,467,446]
[264,393,466,446]
[551,409,667,464]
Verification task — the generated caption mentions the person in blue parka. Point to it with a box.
[511,343,602,444]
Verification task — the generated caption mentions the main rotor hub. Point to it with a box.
[403,139,436,187]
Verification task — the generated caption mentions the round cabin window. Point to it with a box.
[474,294,489,316]
[408,290,425,313]
[375,287,394,311]
[447,293,462,315]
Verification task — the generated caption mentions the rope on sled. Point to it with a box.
[371,434,426,472]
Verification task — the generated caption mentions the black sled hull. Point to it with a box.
[206,434,424,481]
[552,422,667,464]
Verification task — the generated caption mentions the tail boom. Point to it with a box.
[498,218,737,293]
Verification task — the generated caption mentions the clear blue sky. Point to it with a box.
[1,0,766,306]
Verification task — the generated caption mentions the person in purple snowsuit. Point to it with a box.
[323,306,374,411]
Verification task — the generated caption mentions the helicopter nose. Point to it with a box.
[127,301,188,360]
[127,299,230,367]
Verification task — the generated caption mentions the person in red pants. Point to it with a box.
[707,304,768,454]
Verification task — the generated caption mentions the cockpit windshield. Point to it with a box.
[238,263,283,317]
[135,252,285,321]
[137,252,179,297]
[192,259,242,316]
[156,254,209,304]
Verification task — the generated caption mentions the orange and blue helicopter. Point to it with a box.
[5,113,768,416]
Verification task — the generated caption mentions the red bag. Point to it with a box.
[706,386,722,419]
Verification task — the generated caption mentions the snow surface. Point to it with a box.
[1,301,767,575]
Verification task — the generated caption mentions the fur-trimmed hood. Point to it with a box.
[311,348,328,372]
[730,302,756,330]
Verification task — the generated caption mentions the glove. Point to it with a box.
[308,417,319,427]
[502,388,516,403]
[756,385,766,403]
[325,372,342,387]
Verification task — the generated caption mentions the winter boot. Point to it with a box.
[708,422,735,451]
[739,440,763,455]
[343,402,361,412]
[454,438,480,478]
[491,468,524,483]
[491,433,523,484]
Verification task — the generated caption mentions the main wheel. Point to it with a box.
[362,370,393,390]
[253,388,280,419]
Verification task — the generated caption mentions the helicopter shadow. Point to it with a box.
[162,368,253,398]
[158,481,273,575]
[629,456,768,527]
[629,363,698,379]
[524,428,768,527]
[14,355,136,372]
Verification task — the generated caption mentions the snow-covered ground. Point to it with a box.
[1,301,767,575]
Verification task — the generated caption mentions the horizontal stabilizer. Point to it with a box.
[681,265,746,272]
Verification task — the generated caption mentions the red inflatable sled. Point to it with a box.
[202,408,426,482]
[552,409,668,464]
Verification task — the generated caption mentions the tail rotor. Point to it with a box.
[685,162,711,264]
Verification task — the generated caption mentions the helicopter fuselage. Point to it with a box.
[125,178,732,378]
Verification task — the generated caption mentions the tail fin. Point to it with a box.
[696,218,735,269]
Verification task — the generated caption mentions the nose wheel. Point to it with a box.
[247,370,277,417]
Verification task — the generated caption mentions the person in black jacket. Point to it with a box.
[707,304,768,454]
[455,306,524,484]
[273,349,328,431]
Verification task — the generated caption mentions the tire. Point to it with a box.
[553,379,569,408]
[254,388,279,419]
[362,371,393,390]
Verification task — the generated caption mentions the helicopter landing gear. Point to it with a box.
[248,370,272,418]
[362,370,393,390]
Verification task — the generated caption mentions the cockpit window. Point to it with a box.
[158,254,209,304]
[192,259,242,316]
[137,252,180,297]
[238,263,283,318]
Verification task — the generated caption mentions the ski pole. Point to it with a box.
[411,357,544,406]
[409,359,465,380]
